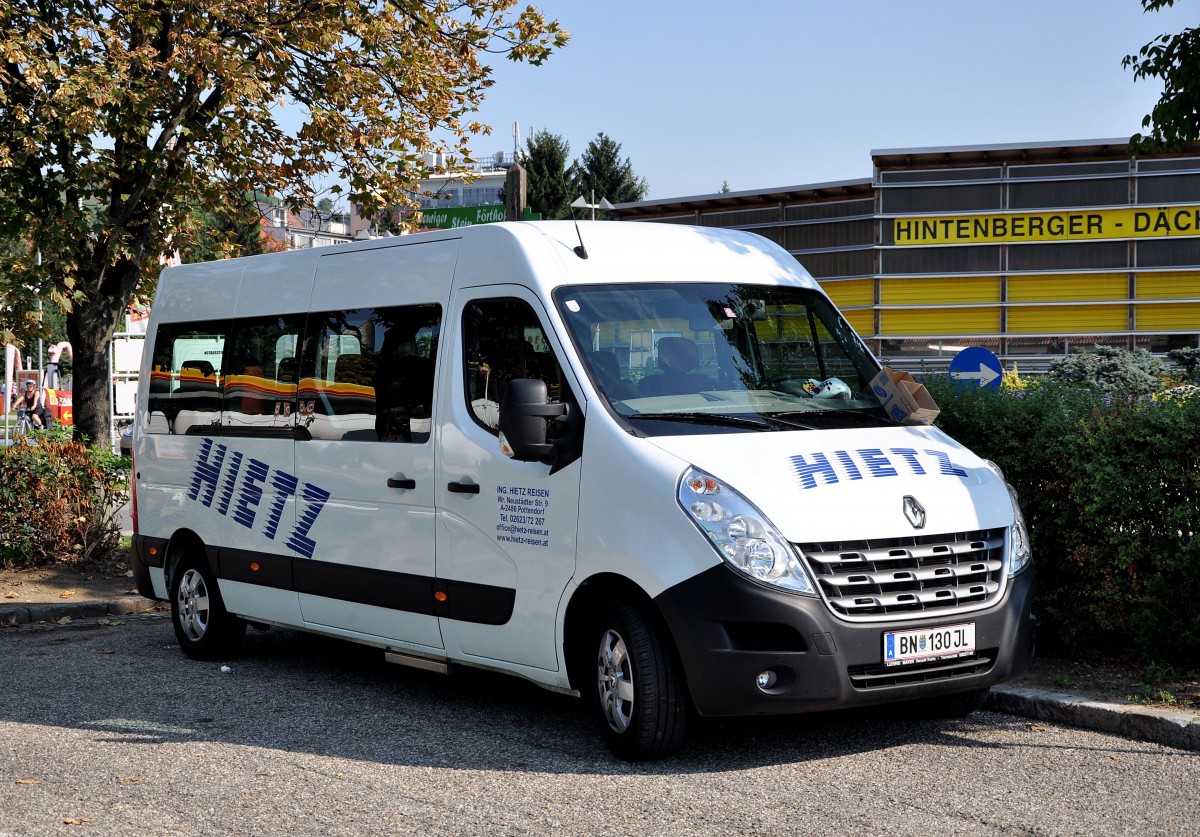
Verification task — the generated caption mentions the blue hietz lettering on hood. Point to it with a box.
[791,447,968,489]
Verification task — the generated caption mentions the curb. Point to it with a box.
[988,686,1200,752]
[0,596,166,627]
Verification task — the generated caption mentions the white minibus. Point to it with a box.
[131,221,1034,760]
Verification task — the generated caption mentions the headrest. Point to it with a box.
[590,350,620,382]
[277,357,297,383]
[181,360,215,377]
[657,337,699,374]
[333,354,374,384]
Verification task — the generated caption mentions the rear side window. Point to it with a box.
[145,321,228,435]
[299,304,441,443]
[222,315,304,428]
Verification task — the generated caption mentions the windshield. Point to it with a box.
[553,282,888,432]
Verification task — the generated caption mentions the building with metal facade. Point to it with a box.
[610,139,1200,370]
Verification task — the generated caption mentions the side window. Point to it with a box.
[145,321,228,435]
[462,298,563,432]
[299,304,441,443]
[221,315,304,428]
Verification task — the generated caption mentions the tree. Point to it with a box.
[497,129,574,218]
[570,133,648,215]
[1124,0,1200,153]
[0,1,567,445]
[179,196,282,265]
[520,129,575,219]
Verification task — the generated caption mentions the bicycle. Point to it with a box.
[12,407,33,438]
[10,407,51,439]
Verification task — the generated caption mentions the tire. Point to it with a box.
[587,601,689,761]
[170,557,246,660]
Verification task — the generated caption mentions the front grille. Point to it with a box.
[848,648,997,689]
[797,528,1007,621]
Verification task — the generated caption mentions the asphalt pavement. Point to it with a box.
[6,616,1197,837]
[2,590,1196,753]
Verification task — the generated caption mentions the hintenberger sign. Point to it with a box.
[893,205,1200,246]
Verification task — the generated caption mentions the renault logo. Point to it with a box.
[903,495,926,529]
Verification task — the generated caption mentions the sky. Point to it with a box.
[459,0,1196,201]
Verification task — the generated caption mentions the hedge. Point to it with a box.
[925,378,1200,666]
[0,430,128,568]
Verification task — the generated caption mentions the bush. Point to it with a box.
[926,378,1200,665]
[1166,347,1200,385]
[0,429,129,569]
[1046,345,1167,396]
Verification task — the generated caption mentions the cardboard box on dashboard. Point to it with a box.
[869,367,940,425]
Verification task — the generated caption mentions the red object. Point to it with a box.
[43,388,73,426]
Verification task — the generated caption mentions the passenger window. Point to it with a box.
[221,315,304,428]
[299,304,441,443]
[462,298,564,433]
[145,321,228,435]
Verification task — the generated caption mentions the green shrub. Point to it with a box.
[926,378,1200,665]
[1046,345,1167,396]
[0,429,129,568]
[1167,347,1200,385]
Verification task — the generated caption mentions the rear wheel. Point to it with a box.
[171,557,245,660]
[587,601,689,761]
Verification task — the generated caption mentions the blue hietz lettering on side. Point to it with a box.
[790,448,968,490]
[187,439,328,558]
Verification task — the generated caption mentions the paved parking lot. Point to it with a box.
[2,615,1198,836]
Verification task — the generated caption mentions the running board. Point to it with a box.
[385,650,454,675]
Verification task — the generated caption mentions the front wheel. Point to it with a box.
[587,601,690,761]
[171,558,246,660]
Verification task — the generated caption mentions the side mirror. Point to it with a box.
[498,378,568,462]
[741,299,769,320]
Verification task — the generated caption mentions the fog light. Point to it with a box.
[755,670,777,691]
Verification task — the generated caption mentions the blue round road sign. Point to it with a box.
[949,346,1002,389]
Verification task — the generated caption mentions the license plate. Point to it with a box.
[883,622,975,667]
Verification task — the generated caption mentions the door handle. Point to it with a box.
[447,480,481,494]
[387,475,416,490]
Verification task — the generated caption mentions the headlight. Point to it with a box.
[1006,483,1033,576]
[984,461,1033,577]
[678,467,816,596]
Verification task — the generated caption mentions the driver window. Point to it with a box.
[462,298,563,432]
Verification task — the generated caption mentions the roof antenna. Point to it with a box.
[568,196,590,259]
[569,195,615,260]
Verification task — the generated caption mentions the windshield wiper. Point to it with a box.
[626,412,776,431]
[758,413,820,430]
[774,407,893,428]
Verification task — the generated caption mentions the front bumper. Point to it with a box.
[653,563,1035,717]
